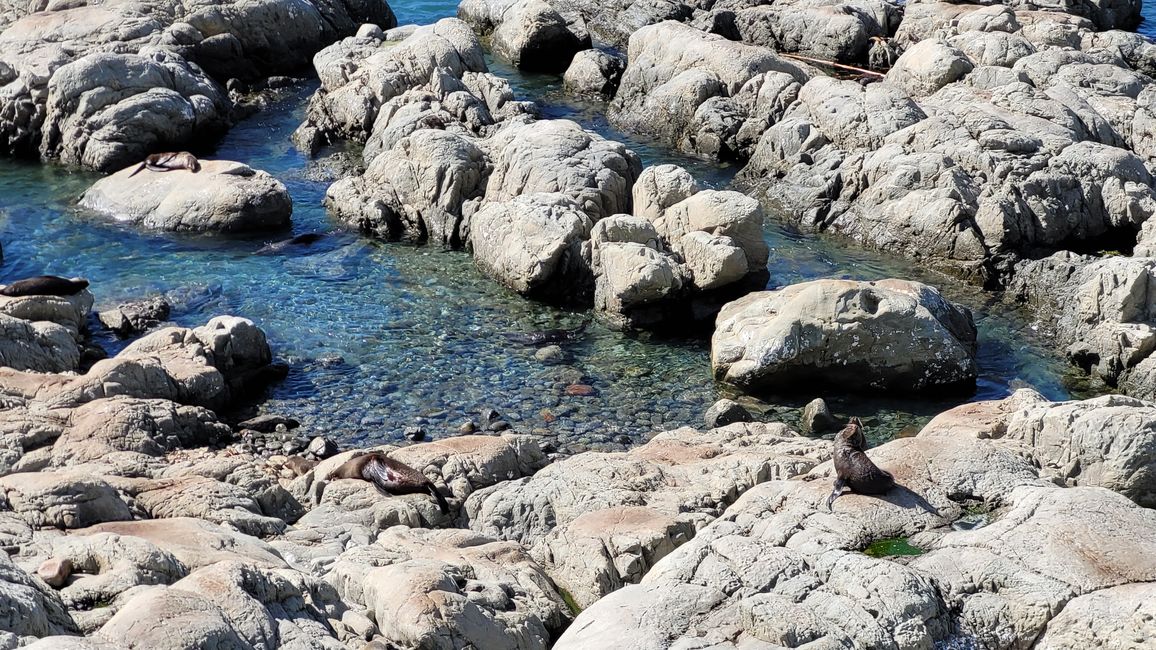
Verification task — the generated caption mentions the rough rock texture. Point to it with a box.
[556,434,1156,649]
[327,526,569,649]
[885,39,975,97]
[464,422,828,609]
[0,314,80,373]
[0,0,396,169]
[731,0,898,65]
[326,129,488,247]
[0,551,79,641]
[458,0,590,71]
[921,389,1156,506]
[610,21,809,161]
[470,193,593,300]
[296,18,488,149]
[712,279,979,395]
[1011,254,1156,398]
[482,119,642,222]
[562,48,624,97]
[80,160,292,232]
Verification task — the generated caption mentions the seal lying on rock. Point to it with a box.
[128,151,202,177]
[503,321,589,345]
[328,452,449,513]
[827,417,894,510]
[0,275,89,297]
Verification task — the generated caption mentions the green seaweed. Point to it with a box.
[558,587,583,616]
[863,537,924,558]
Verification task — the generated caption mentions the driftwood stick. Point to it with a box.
[780,53,886,78]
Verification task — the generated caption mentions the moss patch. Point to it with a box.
[558,587,583,616]
[863,537,924,558]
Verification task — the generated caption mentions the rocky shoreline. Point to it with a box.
[3,0,1156,646]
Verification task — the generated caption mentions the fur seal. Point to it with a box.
[826,417,894,510]
[255,233,325,255]
[0,275,89,297]
[328,452,449,513]
[128,151,202,177]
[284,456,318,477]
[502,321,589,346]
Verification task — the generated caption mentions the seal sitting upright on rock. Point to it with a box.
[827,417,894,510]
[128,151,202,177]
[328,452,449,513]
[0,275,89,297]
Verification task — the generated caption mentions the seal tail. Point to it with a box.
[427,482,449,514]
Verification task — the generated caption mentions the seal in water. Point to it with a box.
[327,452,449,513]
[826,417,894,510]
[503,321,589,345]
[255,233,325,255]
[0,275,89,297]
[128,151,202,177]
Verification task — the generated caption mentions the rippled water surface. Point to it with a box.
[0,0,1082,448]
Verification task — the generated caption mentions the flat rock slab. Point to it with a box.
[80,160,292,233]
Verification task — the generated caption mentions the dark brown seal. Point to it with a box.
[827,417,894,510]
[0,275,89,297]
[128,151,202,177]
[328,452,449,513]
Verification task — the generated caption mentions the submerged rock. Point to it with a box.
[80,160,292,233]
[712,279,978,395]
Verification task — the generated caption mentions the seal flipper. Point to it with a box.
[826,477,846,511]
[360,455,397,491]
[427,482,450,514]
[128,162,148,177]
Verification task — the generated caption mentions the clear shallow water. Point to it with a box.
[0,0,1079,448]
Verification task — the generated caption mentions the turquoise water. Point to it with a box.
[0,0,1077,447]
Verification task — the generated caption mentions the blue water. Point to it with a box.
[0,0,1079,447]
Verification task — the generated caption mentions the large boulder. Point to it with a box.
[731,0,896,65]
[609,21,808,160]
[469,193,592,301]
[458,0,590,71]
[80,159,292,233]
[712,279,978,395]
[482,119,641,222]
[562,48,624,97]
[0,0,396,168]
[884,39,975,98]
[326,129,489,247]
[0,314,80,373]
[39,50,230,172]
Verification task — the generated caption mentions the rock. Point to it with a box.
[1034,583,1156,649]
[95,586,248,649]
[307,436,339,458]
[0,313,80,372]
[800,397,838,434]
[80,159,292,233]
[97,297,171,338]
[48,532,186,609]
[39,50,231,172]
[296,18,487,147]
[326,129,488,247]
[328,526,570,649]
[459,0,591,71]
[712,279,978,395]
[0,472,132,529]
[1011,255,1156,399]
[731,1,896,65]
[702,398,751,428]
[80,518,288,570]
[236,414,300,433]
[592,242,682,329]
[921,390,1156,507]
[0,552,78,638]
[534,345,565,363]
[564,383,596,397]
[463,423,828,608]
[470,193,592,301]
[483,119,642,222]
[36,557,73,589]
[563,49,624,97]
[0,290,94,337]
[356,23,385,40]
[609,21,808,160]
[884,39,975,98]
[554,434,1156,649]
